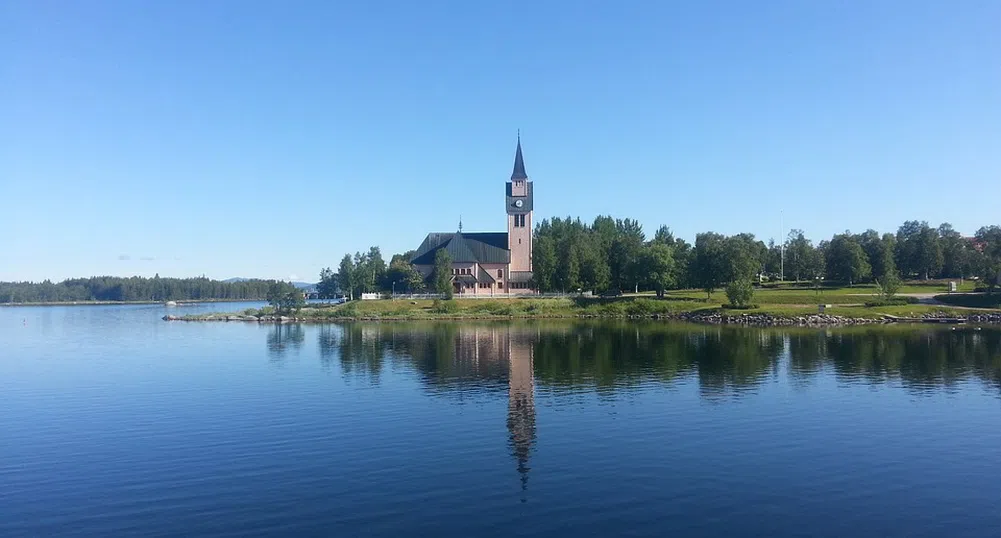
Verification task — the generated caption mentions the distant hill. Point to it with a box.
[224,277,316,290]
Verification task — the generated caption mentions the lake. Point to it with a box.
[2,303,1001,537]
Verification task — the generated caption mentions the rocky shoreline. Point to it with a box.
[164,311,1001,327]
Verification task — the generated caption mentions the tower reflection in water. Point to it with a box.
[451,324,537,492]
[506,329,536,492]
[319,323,538,492]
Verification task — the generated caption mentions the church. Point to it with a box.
[410,137,536,295]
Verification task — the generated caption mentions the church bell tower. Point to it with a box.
[506,135,533,272]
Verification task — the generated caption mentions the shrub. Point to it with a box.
[875,273,901,301]
[468,301,517,315]
[624,298,673,316]
[590,301,627,317]
[723,304,759,310]
[330,302,358,318]
[431,299,459,314]
[725,279,755,308]
[933,294,1001,309]
[864,297,918,307]
[625,299,654,316]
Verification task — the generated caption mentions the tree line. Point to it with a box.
[318,219,1001,300]
[532,217,1001,295]
[318,247,425,300]
[0,275,287,304]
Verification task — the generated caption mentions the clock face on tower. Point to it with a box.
[514,199,523,208]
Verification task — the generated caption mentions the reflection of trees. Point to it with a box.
[529,322,782,399]
[690,328,784,400]
[317,325,339,370]
[310,322,1001,396]
[335,324,386,383]
[788,330,828,382]
[810,327,1001,393]
[266,323,304,362]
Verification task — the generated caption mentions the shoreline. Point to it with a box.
[2,299,261,307]
[164,311,1001,327]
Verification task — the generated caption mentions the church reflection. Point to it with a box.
[506,330,536,492]
[447,324,538,491]
[312,321,1001,492]
[317,322,538,491]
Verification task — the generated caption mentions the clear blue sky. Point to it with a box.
[2,1,999,282]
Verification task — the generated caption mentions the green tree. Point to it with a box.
[671,237,694,289]
[917,225,944,279]
[266,281,305,316]
[695,232,727,298]
[896,220,942,279]
[785,230,817,282]
[578,235,611,293]
[350,252,370,297]
[609,218,645,292]
[366,246,387,290]
[337,254,355,300]
[725,278,754,307]
[532,233,557,292]
[764,239,783,278]
[317,267,338,299]
[857,230,896,282]
[386,255,424,294]
[938,223,966,278]
[876,271,901,301]
[432,249,453,299]
[976,225,1001,293]
[652,225,674,245]
[826,232,871,286]
[638,242,675,298]
[722,233,762,283]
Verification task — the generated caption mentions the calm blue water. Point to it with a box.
[2,304,1001,537]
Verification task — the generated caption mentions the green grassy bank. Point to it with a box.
[177,284,1000,322]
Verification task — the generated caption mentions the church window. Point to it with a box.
[498,269,503,278]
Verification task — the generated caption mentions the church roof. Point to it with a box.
[411,232,510,265]
[477,266,496,283]
[508,271,533,283]
[511,137,528,180]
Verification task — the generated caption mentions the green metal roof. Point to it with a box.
[411,232,510,265]
[478,266,496,283]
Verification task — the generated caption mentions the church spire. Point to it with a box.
[511,131,528,180]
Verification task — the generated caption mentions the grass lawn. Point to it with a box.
[206,285,998,322]
[180,280,995,322]
[758,279,977,294]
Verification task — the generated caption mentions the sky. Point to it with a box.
[2,1,999,283]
